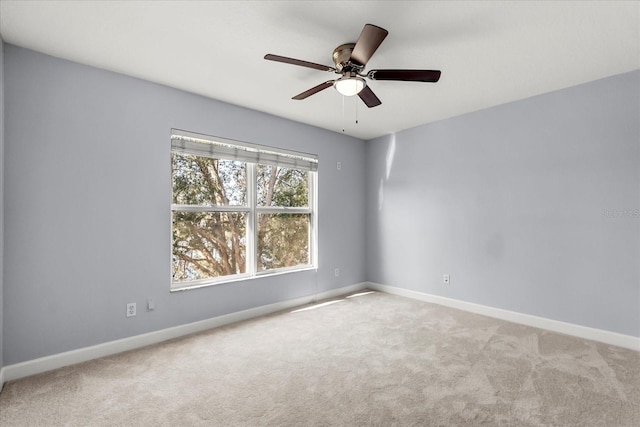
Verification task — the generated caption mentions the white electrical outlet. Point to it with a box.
[443,274,450,285]
[147,298,155,311]
[335,268,340,277]
[336,161,342,171]
[126,302,136,317]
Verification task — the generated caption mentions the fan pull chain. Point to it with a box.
[342,95,345,132]
[355,96,359,125]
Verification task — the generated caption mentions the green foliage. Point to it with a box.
[172,154,246,206]
[257,165,308,207]
[172,211,246,282]
[172,154,311,283]
[257,213,309,271]
[256,165,310,271]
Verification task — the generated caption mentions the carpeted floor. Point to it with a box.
[0,290,638,426]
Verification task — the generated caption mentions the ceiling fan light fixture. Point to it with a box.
[334,76,366,97]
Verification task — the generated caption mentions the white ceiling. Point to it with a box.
[0,1,638,140]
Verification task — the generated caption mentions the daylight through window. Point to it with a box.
[171,129,318,290]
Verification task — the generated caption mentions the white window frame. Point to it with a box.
[170,129,318,291]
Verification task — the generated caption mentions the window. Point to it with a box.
[170,129,317,290]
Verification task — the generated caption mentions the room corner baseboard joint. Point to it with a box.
[365,282,640,352]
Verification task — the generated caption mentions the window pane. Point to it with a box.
[258,213,310,271]
[257,165,308,207]
[172,211,246,283]
[172,153,246,206]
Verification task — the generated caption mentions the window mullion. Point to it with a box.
[310,171,318,267]
[247,163,257,275]
[171,204,251,213]
[255,207,311,214]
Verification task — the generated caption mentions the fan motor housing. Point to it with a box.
[332,43,362,73]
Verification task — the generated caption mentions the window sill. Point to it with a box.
[170,265,317,293]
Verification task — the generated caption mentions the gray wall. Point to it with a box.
[3,42,637,368]
[3,45,366,365]
[0,38,5,371]
[366,70,640,337]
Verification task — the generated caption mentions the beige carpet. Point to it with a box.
[0,290,639,426]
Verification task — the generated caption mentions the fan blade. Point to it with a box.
[368,69,441,82]
[264,54,336,72]
[358,85,382,108]
[350,24,389,66]
[292,81,335,100]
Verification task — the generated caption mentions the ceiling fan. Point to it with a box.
[264,24,441,108]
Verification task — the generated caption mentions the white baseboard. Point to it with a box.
[1,282,368,384]
[5,280,634,389]
[367,282,640,351]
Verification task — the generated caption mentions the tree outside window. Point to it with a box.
[171,131,316,289]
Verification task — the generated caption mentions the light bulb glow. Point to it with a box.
[334,77,366,96]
